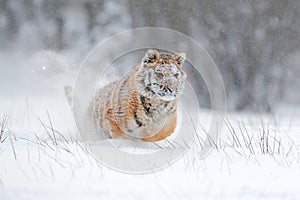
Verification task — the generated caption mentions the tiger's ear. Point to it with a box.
[142,49,159,64]
[174,53,186,65]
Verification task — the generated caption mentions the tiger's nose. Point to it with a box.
[161,82,174,93]
[159,83,168,92]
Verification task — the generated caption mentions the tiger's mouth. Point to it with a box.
[157,92,176,101]
[159,83,174,93]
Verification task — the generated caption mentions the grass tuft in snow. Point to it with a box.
[218,115,300,166]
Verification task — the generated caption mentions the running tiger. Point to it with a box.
[90,50,186,142]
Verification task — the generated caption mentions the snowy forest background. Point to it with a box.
[0,0,299,112]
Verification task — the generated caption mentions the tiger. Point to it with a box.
[89,49,187,142]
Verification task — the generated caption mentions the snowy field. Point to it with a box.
[1,50,300,200]
[1,108,300,200]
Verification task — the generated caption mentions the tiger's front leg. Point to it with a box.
[141,111,177,142]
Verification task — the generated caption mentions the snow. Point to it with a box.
[1,125,300,200]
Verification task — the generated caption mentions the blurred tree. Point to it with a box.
[0,0,299,111]
[42,0,66,50]
[1,0,19,45]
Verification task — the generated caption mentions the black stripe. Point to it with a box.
[134,112,143,127]
[164,101,169,109]
[146,86,155,94]
[140,95,151,114]
[131,93,143,128]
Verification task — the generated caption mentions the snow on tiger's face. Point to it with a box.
[138,50,187,101]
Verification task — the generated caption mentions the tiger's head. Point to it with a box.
[136,49,187,101]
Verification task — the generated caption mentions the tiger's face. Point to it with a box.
[136,50,187,101]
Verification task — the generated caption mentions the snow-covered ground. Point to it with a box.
[1,111,300,200]
[1,50,300,199]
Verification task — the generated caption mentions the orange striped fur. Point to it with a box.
[90,50,186,142]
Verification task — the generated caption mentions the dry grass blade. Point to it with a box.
[46,110,57,145]
[8,129,17,160]
[0,114,10,143]
[224,115,242,148]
